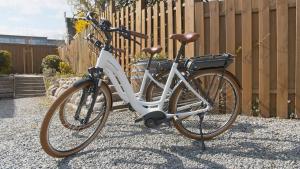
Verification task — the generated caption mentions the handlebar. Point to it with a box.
[84,33,126,56]
[83,12,147,44]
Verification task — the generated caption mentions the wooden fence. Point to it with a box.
[58,0,300,119]
[0,43,58,74]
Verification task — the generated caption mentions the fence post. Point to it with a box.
[160,1,166,53]
[185,0,195,58]
[167,0,174,59]
[176,0,183,51]
[259,0,270,118]
[121,8,125,70]
[135,0,145,53]
[141,8,146,50]
[296,0,300,118]
[225,0,235,74]
[276,0,289,118]
[147,7,152,48]
[241,0,252,115]
[153,3,159,47]
[195,2,205,56]
[125,6,130,74]
[209,1,219,54]
[108,0,115,21]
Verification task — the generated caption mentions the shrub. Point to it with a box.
[42,68,57,77]
[0,50,12,75]
[41,55,62,73]
[58,61,73,75]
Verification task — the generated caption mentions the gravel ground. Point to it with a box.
[0,97,299,169]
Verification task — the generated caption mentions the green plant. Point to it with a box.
[131,52,168,63]
[58,61,74,75]
[41,55,62,73]
[252,97,260,116]
[0,50,12,75]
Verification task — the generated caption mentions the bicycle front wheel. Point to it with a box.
[40,80,112,158]
[169,69,241,140]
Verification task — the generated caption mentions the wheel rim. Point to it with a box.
[59,85,107,130]
[45,84,107,153]
[173,71,239,138]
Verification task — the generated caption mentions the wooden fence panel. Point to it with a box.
[225,0,236,74]
[121,8,125,70]
[195,2,205,56]
[125,7,130,73]
[204,3,210,55]
[160,1,166,53]
[0,43,58,74]
[185,0,195,57]
[135,1,142,53]
[209,1,219,54]
[258,0,271,118]
[58,0,300,119]
[276,0,289,118]
[130,7,135,59]
[288,7,296,117]
[241,0,252,115]
[111,13,116,57]
[147,7,152,48]
[116,11,120,63]
[269,10,277,117]
[296,0,300,118]
[141,9,146,50]
[153,3,159,47]
[167,0,174,59]
[176,0,183,51]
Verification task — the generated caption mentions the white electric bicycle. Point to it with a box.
[40,12,241,158]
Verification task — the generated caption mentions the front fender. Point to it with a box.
[72,78,93,88]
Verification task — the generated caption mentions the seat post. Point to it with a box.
[174,43,186,63]
[146,54,154,70]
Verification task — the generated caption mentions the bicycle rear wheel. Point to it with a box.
[169,69,241,140]
[40,80,112,158]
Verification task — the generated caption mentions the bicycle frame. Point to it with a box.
[96,48,212,119]
[135,68,168,99]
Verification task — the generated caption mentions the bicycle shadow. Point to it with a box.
[57,145,225,169]
[230,118,268,134]
[105,122,175,139]
[0,99,15,118]
[168,140,300,163]
[56,116,299,168]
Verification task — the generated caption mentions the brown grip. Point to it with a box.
[129,31,148,39]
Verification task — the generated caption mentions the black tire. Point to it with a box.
[169,69,241,140]
[40,81,112,158]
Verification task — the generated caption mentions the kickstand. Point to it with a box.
[198,114,206,151]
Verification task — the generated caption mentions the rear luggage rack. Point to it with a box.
[185,53,234,71]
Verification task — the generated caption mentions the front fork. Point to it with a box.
[74,67,104,124]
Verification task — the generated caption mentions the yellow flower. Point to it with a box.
[74,19,90,33]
